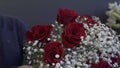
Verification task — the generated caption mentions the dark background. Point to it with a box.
[0,0,119,28]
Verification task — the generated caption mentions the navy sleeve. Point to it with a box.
[0,15,27,68]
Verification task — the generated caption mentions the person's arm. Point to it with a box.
[14,18,28,68]
[9,17,28,68]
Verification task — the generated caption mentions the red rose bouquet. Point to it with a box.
[23,8,120,68]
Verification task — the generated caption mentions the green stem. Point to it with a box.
[112,12,120,20]
[106,22,120,28]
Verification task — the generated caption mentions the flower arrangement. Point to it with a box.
[106,1,120,34]
[23,8,120,68]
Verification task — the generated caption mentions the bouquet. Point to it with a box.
[106,1,120,34]
[23,8,120,68]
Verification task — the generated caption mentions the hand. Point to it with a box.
[18,65,32,68]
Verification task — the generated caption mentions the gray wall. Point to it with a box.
[0,0,119,28]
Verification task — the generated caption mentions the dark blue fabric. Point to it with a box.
[0,15,26,68]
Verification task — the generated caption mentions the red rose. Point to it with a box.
[80,15,99,26]
[62,22,86,48]
[26,31,34,41]
[43,41,64,65]
[26,25,52,42]
[57,8,79,26]
[91,59,112,68]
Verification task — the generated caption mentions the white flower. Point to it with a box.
[55,63,61,68]
[28,61,32,64]
[47,38,51,41]
[33,40,39,46]
[27,47,31,51]
[39,48,44,52]
[34,49,38,52]
[55,54,60,58]
[28,51,32,55]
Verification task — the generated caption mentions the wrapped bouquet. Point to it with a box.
[23,8,120,68]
